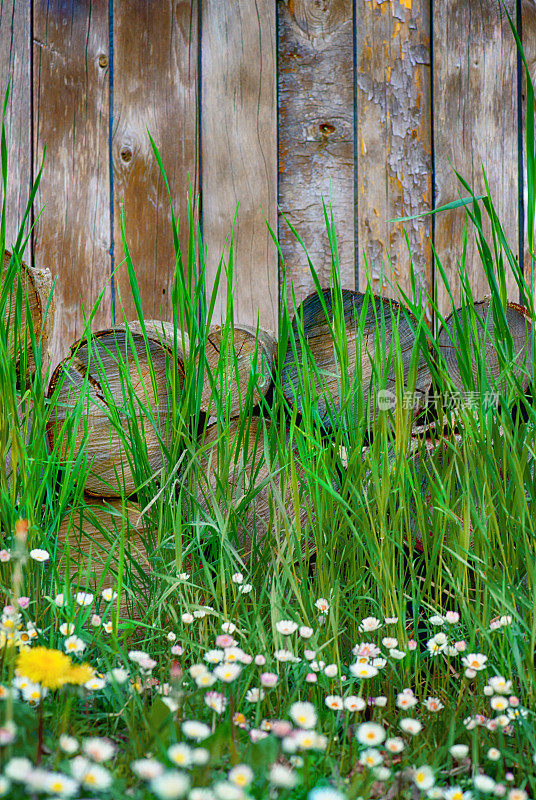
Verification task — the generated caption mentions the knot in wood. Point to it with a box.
[288,0,350,41]
[319,122,336,136]
[120,145,133,164]
[98,54,108,68]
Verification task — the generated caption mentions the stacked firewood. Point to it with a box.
[4,252,534,585]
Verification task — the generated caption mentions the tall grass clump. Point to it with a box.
[0,13,535,800]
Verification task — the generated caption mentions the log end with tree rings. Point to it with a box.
[281,288,431,427]
[437,299,533,396]
[57,498,148,618]
[2,249,54,375]
[46,326,184,497]
[186,416,312,557]
[202,324,278,419]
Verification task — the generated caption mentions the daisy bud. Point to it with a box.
[254,654,266,666]
[260,672,278,688]
[306,673,317,683]
[465,668,477,679]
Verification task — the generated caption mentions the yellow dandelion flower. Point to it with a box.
[16,647,72,690]
[64,663,95,686]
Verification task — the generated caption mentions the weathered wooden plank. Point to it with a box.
[202,1,278,331]
[521,0,536,287]
[278,0,355,306]
[355,0,432,305]
[0,2,31,254]
[433,0,519,315]
[112,0,199,324]
[33,0,111,370]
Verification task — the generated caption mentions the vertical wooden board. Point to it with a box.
[113,1,199,324]
[278,0,355,306]
[433,0,519,316]
[522,0,536,287]
[202,1,278,331]
[355,0,432,305]
[33,0,111,370]
[0,2,31,254]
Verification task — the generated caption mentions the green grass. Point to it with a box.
[0,14,536,800]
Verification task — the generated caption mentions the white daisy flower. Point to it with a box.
[399,718,422,735]
[413,765,435,791]
[473,775,496,793]
[167,743,192,768]
[75,592,94,607]
[64,635,86,655]
[269,763,297,788]
[461,653,488,671]
[344,695,366,712]
[356,722,385,746]
[275,620,299,635]
[325,695,343,710]
[150,770,190,799]
[29,549,50,563]
[182,720,211,741]
[359,616,381,632]
[228,764,253,788]
[131,759,165,780]
[289,701,317,729]
[81,737,116,762]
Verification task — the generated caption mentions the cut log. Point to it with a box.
[437,299,533,393]
[358,431,465,553]
[46,325,184,497]
[2,249,54,373]
[281,288,430,426]
[57,497,148,617]
[187,416,312,554]
[202,324,277,419]
[128,320,276,420]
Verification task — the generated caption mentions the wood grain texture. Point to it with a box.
[113,0,198,323]
[33,0,111,371]
[278,0,355,305]
[202,0,278,330]
[58,497,148,616]
[202,325,277,419]
[2,249,54,373]
[437,299,533,392]
[522,0,536,285]
[0,1,31,253]
[433,0,519,314]
[193,417,311,553]
[281,288,430,426]
[355,0,432,304]
[47,327,181,497]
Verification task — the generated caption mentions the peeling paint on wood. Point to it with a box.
[278,0,355,305]
[355,0,432,304]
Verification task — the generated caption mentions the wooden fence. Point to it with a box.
[1,0,535,368]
